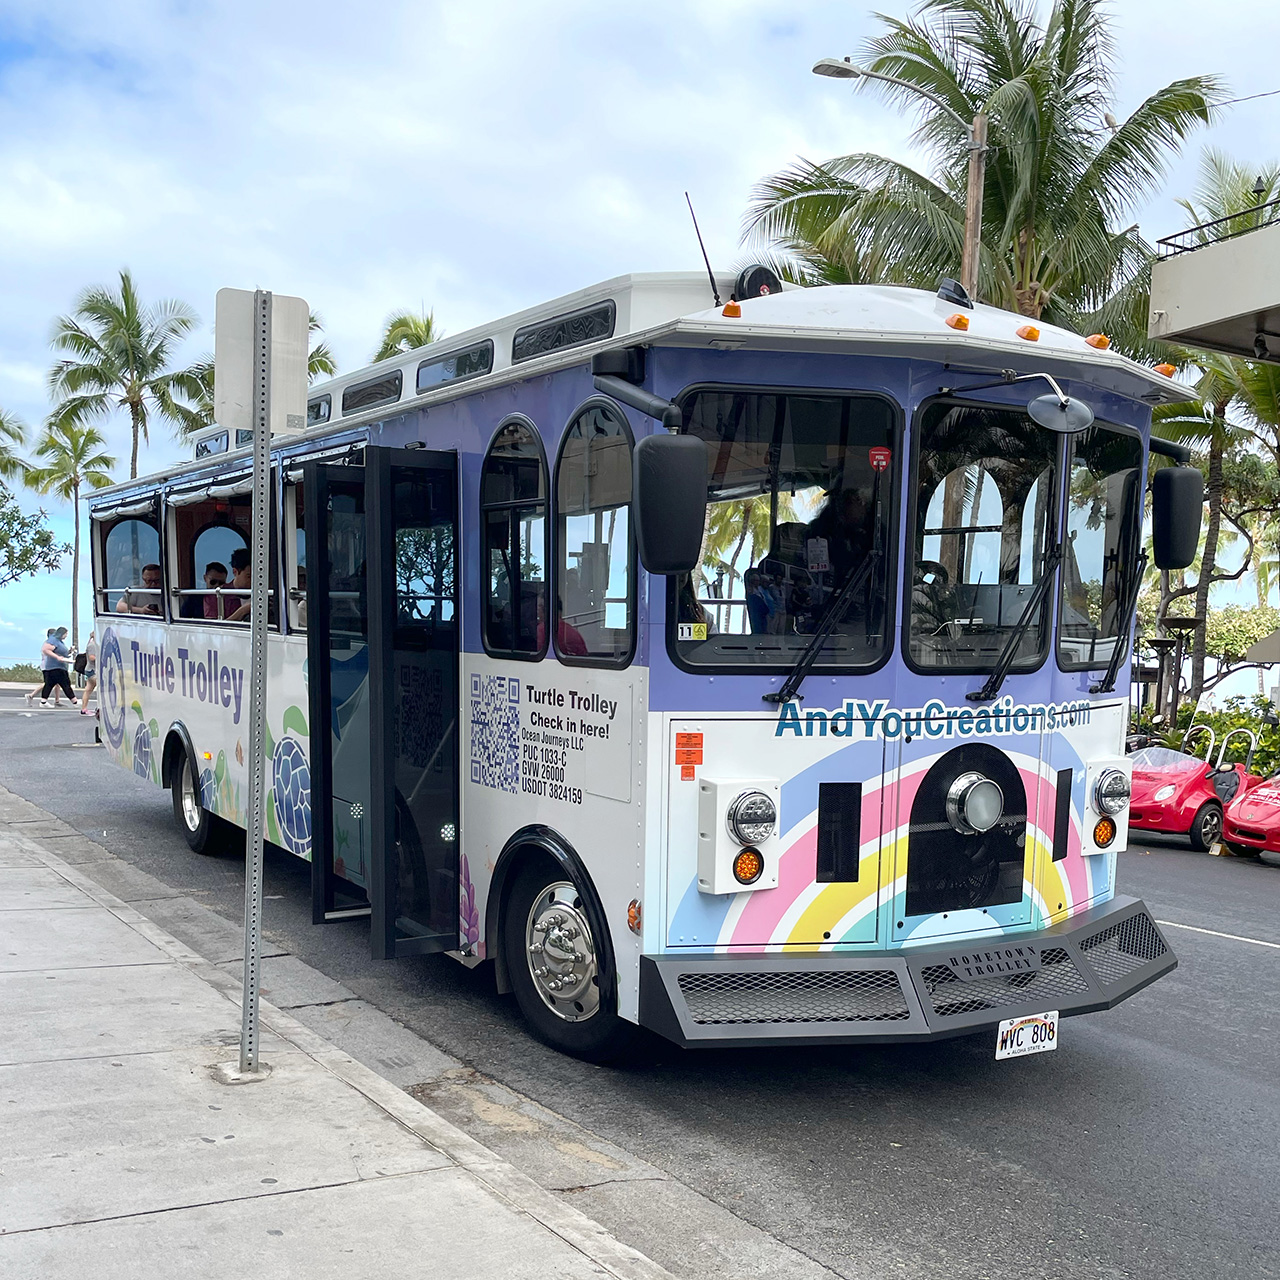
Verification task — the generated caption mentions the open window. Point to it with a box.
[554,399,634,665]
[167,477,276,626]
[480,417,547,659]
[285,474,306,630]
[93,503,163,617]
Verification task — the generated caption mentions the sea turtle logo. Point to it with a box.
[99,628,127,749]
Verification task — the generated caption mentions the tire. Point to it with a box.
[1224,841,1262,859]
[502,859,641,1064]
[171,743,230,855]
[1189,803,1223,852]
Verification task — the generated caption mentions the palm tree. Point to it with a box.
[26,421,116,648]
[47,269,205,478]
[373,308,442,363]
[746,0,1222,338]
[0,407,28,481]
[306,310,338,381]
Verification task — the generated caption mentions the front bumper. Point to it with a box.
[1223,815,1280,853]
[639,895,1174,1048]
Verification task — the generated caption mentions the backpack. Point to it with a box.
[74,652,88,674]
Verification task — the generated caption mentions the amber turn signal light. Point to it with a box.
[1093,816,1117,848]
[1085,333,1111,349]
[733,848,764,885]
[945,313,970,330]
[627,899,642,935]
[1154,362,1176,377]
[1016,324,1040,341]
[722,300,742,318]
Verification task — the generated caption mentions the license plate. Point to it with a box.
[995,1010,1059,1060]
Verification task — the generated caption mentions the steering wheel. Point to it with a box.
[916,559,950,587]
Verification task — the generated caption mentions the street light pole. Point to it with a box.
[813,57,988,300]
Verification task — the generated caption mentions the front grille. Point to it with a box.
[676,968,910,1025]
[1232,827,1267,842]
[1078,912,1167,985]
[920,946,1090,1017]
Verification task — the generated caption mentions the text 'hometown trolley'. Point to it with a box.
[90,269,1202,1062]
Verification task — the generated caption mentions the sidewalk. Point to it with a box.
[0,817,674,1280]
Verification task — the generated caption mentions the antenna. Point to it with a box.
[685,192,721,307]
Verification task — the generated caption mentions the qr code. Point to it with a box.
[395,660,444,771]
[470,673,520,793]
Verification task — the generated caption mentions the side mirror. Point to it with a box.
[632,433,706,575]
[1151,465,1203,570]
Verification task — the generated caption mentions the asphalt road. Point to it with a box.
[4,690,1278,1279]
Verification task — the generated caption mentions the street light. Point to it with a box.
[813,56,988,301]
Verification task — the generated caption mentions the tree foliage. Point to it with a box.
[373,309,442,363]
[0,481,68,590]
[48,269,205,477]
[746,0,1221,343]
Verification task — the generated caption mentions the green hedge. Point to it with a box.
[0,664,41,683]
[1132,695,1280,776]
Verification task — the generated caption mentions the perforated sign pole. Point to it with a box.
[240,289,273,1075]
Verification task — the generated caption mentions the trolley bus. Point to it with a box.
[89,270,1200,1061]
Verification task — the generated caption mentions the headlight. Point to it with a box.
[1153,784,1176,802]
[1094,769,1131,815]
[946,771,1005,835]
[726,790,777,845]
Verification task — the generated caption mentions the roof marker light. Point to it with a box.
[945,313,970,330]
[722,300,742,318]
[1016,324,1040,341]
[1085,333,1111,349]
[1154,362,1177,377]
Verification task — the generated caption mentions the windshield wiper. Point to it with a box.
[1090,548,1148,695]
[763,547,880,706]
[966,544,1062,703]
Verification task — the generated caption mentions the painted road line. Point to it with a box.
[1156,920,1280,950]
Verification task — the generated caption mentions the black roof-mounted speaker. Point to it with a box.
[734,265,784,300]
[937,277,973,309]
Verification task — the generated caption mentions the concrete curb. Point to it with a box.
[10,827,676,1280]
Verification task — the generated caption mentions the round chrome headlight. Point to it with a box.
[726,790,777,845]
[1094,769,1131,816]
[946,772,1005,835]
[1153,784,1176,802]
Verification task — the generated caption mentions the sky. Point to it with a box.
[1,0,1278,670]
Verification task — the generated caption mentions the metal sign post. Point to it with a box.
[211,287,308,1085]
[240,289,273,1075]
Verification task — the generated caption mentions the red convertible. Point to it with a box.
[1129,727,1262,851]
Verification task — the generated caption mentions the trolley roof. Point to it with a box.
[96,271,1190,500]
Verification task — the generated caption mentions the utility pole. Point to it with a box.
[960,113,988,300]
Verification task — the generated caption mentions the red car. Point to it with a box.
[1223,766,1280,856]
[1129,728,1262,851]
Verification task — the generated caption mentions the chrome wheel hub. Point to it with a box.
[525,882,599,1022]
[181,767,201,831]
[1203,809,1222,841]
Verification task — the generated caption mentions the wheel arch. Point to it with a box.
[485,824,614,998]
[160,721,199,790]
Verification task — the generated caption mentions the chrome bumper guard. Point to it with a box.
[639,895,1174,1048]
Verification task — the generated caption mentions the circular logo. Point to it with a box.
[99,628,127,749]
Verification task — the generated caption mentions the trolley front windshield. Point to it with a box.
[672,389,896,670]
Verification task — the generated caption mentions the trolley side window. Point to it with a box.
[908,401,1058,671]
[167,482,277,627]
[554,400,634,665]
[1058,425,1143,670]
[285,478,306,631]
[480,417,547,659]
[95,510,162,616]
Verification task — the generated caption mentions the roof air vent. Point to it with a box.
[937,277,973,309]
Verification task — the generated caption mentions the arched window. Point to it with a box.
[99,515,162,615]
[480,417,547,658]
[554,400,634,665]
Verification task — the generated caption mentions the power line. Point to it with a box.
[1220,88,1280,107]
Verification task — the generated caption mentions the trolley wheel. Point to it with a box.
[171,743,232,856]
[503,860,640,1064]
[1189,802,1223,852]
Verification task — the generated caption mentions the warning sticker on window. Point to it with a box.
[677,623,708,641]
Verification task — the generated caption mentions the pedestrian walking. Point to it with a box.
[26,627,76,707]
[78,629,98,715]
